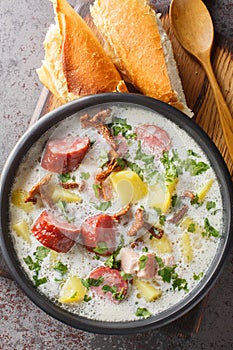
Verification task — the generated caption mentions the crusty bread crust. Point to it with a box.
[37,0,127,102]
[91,0,191,114]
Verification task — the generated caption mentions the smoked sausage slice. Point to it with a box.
[136,124,171,158]
[81,214,116,255]
[41,136,90,173]
[89,266,128,303]
[32,210,80,253]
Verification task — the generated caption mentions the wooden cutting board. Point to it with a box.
[0,1,232,338]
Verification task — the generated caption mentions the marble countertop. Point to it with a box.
[1,0,233,349]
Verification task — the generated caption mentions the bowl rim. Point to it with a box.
[1,92,233,335]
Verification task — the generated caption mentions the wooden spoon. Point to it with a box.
[169,0,233,162]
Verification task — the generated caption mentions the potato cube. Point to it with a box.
[133,278,162,302]
[12,220,31,243]
[181,233,193,263]
[197,179,214,202]
[11,189,33,213]
[150,234,172,254]
[51,186,82,203]
[58,276,87,303]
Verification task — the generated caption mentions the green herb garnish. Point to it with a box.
[159,215,166,226]
[93,242,108,255]
[202,218,220,238]
[81,276,104,289]
[188,223,196,233]
[193,272,204,280]
[53,261,68,281]
[108,117,136,139]
[182,158,209,176]
[92,183,101,198]
[94,201,112,211]
[80,172,90,180]
[206,201,216,211]
[102,285,125,301]
[24,246,50,287]
[120,271,133,280]
[58,173,72,183]
[136,307,152,319]
[139,255,148,270]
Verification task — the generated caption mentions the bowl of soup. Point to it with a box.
[1,93,232,334]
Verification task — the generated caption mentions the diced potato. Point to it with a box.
[181,233,193,263]
[51,186,82,203]
[110,170,148,204]
[148,182,171,213]
[58,275,87,303]
[180,217,203,235]
[150,234,172,254]
[12,220,31,243]
[197,179,214,202]
[166,178,178,195]
[133,278,162,302]
[50,250,58,264]
[11,189,33,213]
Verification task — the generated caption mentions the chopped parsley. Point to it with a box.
[139,255,148,270]
[58,172,75,183]
[134,141,155,164]
[187,149,200,158]
[80,172,90,180]
[102,285,125,301]
[190,194,200,205]
[105,238,124,269]
[84,294,92,302]
[108,116,136,139]
[182,158,209,176]
[81,276,104,289]
[136,307,152,319]
[160,151,179,183]
[206,201,216,211]
[202,218,220,238]
[120,271,133,280]
[159,215,166,226]
[53,261,68,281]
[157,260,188,292]
[24,246,50,287]
[116,157,126,169]
[188,223,196,233]
[93,242,109,255]
[92,183,101,198]
[193,272,204,280]
[126,161,144,180]
[94,201,112,211]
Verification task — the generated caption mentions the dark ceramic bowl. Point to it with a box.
[1,93,232,334]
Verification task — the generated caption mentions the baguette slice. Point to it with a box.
[37,0,127,103]
[91,0,192,116]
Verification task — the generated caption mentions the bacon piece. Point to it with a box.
[128,207,144,236]
[182,191,195,200]
[60,182,78,189]
[101,177,113,201]
[167,205,189,224]
[41,136,90,173]
[144,222,164,239]
[89,266,128,304]
[80,109,111,128]
[112,204,131,221]
[96,158,121,182]
[32,210,80,253]
[137,253,158,280]
[24,174,52,204]
[80,110,118,151]
[136,124,171,159]
[119,247,139,274]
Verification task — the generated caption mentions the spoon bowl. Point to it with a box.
[170,0,233,163]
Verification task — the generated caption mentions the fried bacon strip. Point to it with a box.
[112,204,131,221]
[167,205,189,224]
[95,158,121,182]
[128,207,144,236]
[24,174,52,204]
[144,222,164,239]
[80,109,118,151]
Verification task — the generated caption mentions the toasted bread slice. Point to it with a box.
[37,0,127,103]
[91,0,192,116]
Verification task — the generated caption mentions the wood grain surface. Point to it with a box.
[0,2,232,337]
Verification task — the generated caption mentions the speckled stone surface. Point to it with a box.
[1,0,233,349]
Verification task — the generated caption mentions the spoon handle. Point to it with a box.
[200,55,233,162]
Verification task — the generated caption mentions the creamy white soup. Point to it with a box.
[9,103,222,322]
